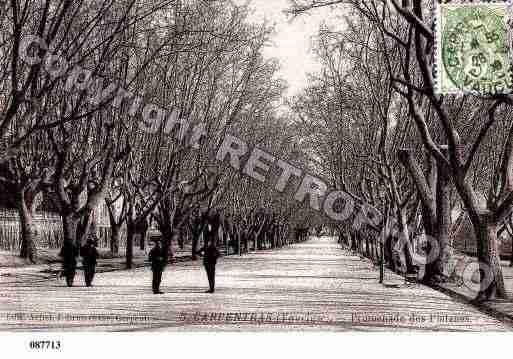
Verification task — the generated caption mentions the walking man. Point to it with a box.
[81,238,99,287]
[59,241,79,287]
[149,237,167,294]
[199,233,220,293]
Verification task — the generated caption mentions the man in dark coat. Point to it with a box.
[81,238,99,287]
[59,241,79,287]
[198,232,220,293]
[148,238,167,294]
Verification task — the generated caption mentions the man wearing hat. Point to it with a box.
[81,237,99,287]
[198,229,220,293]
[148,236,167,294]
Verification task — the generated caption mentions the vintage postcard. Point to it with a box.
[0,0,512,357]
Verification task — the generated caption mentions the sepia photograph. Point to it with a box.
[0,0,513,356]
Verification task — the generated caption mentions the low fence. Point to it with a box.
[0,207,303,256]
[0,209,63,251]
[0,209,115,251]
[451,225,512,258]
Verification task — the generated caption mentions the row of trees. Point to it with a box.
[0,1,317,267]
[288,0,513,301]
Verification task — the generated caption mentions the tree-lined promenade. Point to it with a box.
[0,237,509,331]
[2,0,513,320]
[0,1,317,282]
[288,0,513,302]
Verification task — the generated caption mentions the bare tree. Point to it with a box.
[288,0,513,300]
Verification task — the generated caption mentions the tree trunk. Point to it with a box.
[433,157,451,281]
[126,221,135,269]
[160,223,173,260]
[511,236,513,267]
[422,147,451,283]
[398,149,441,281]
[192,231,200,260]
[17,202,37,263]
[473,216,507,300]
[235,226,241,255]
[177,228,185,250]
[110,224,121,256]
[396,209,416,274]
[15,189,40,262]
[365,233,370,258]
[349,232,355,251]
[62,213,80,246]
[385,235,395,271]
[452,172,507,300]
[140,226,147,250]
[421,207,438,282]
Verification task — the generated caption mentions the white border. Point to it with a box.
[1,333,513,358]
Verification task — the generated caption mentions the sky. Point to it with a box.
[236,0,343,97]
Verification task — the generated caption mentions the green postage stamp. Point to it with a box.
[436,0,513,95]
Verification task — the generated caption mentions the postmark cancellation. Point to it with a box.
[435,0,513,95]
